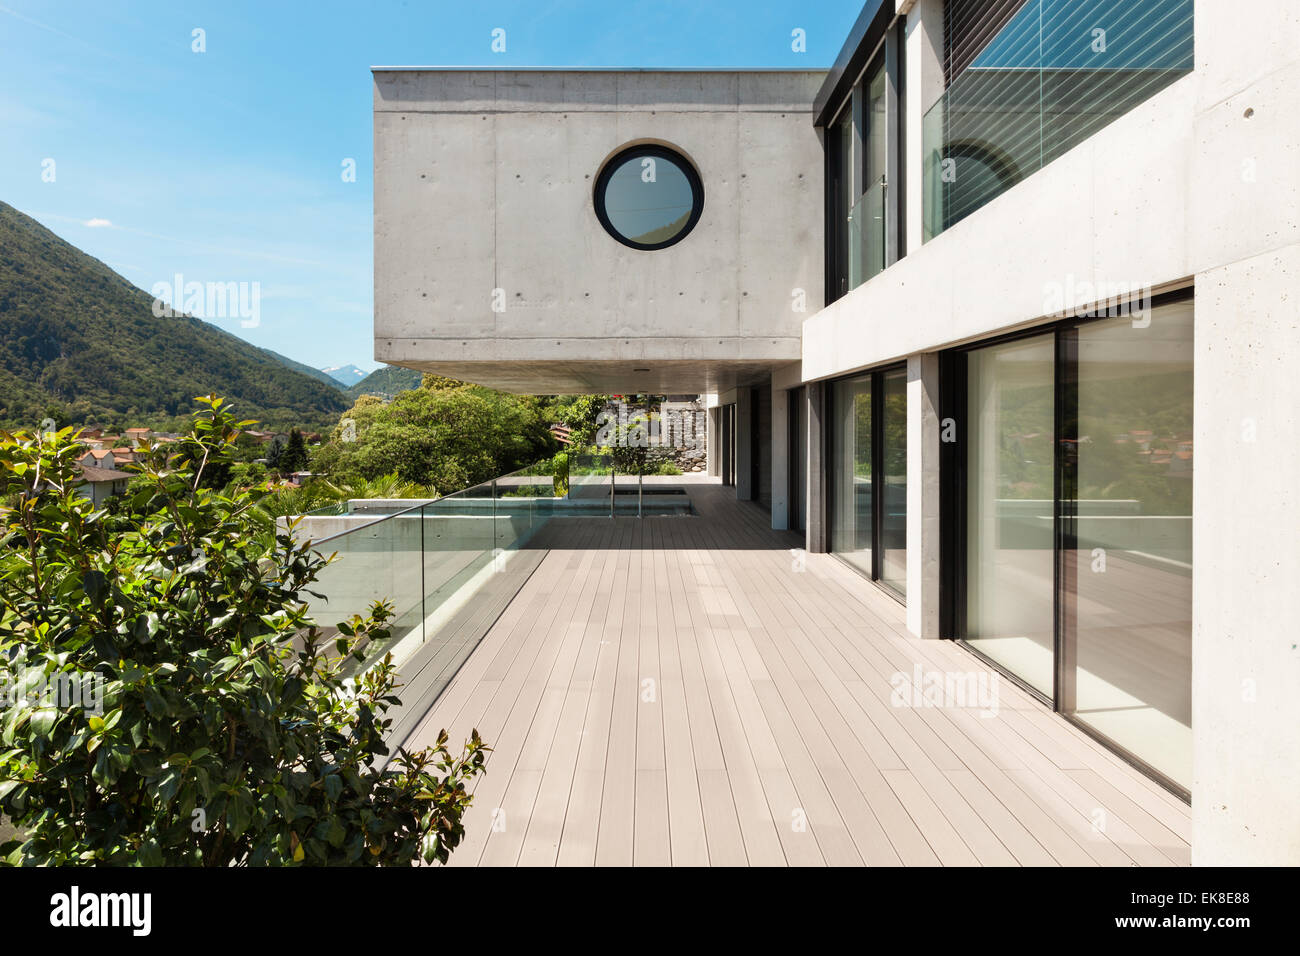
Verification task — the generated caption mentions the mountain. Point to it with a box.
[0,201,350,431]
[261,350,346,389]
[345,365,423,401]
[321,364,368,387]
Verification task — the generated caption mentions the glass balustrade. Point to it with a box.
[847,179,886,290]
[302,448,685,684]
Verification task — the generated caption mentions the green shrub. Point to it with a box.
[0,397,487,866]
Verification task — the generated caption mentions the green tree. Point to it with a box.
[0,397,487,866]
[314,384,557,493]
[420,374,467,391]
[280,428,309,473]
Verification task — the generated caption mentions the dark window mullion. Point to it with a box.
[1054,325,1079,714]
[884,22,902,266]
[939,351,967,640]
[871,371,884,582]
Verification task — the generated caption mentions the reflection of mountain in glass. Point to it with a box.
[604,157,694,243]
[630,210,690,246]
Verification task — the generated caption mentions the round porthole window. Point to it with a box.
[594,144,704,250]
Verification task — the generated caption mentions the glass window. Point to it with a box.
[879,368,908,595]
[594,144,703,250]
[951,295,1194,793]
[1065,299,1193,789]
[831,367,907,598]
[848,59,889,290]
[831,376,873,578]
[827,39,899,301]
[964,334,1056,697]
[924,0,1194,240]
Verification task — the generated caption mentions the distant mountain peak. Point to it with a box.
[321,364,368,387]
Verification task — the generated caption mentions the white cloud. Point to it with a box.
[84,217,112,228]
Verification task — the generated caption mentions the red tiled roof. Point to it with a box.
[77,464,133,482]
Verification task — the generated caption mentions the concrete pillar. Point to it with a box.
[1187,0,1300,866]
[905,353,941,638]
[903,0,944,256]
[735,388,753,501]
[805,382,828,553]
[1192,247,1300,864]
[770,384,790,530]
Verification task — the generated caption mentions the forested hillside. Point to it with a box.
[0,201,349,431]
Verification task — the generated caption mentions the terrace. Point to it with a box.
[372,476,1190,867]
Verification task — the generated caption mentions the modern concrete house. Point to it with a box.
[372,0,1298,866]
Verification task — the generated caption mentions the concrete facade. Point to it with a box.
[374,69,825,394]
[373,1,1299,866]
[795,0,1298,866]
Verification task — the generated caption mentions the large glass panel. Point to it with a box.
[597,146,701,248]
[879,368,908,595]
[923,0,1193,239]
[1067,299,1193,789]
[862,59,888,195]
[965,334,1056,696]
[833,105,854,299]
[831,376,873,577]
[848,59,889,290]
[309,501,427,673]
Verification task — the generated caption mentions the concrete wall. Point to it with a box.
[1186,0,1299,867]
[374,69,825,395]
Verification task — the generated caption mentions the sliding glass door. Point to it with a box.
[963,334,1056,697]
[948,292,1194,795]
[830,366,907,600]
[1063,298,1194,790]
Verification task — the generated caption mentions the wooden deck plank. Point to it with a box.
[394,478,1189,868]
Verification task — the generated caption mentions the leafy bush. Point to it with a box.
[0,397,488,866]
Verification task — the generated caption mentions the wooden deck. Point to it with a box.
[403,477,1191,867]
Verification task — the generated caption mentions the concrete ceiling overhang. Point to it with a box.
[379,358,787,395]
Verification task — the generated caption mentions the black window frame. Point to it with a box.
[826,361,908,604]
[938,286,1195,802]
[821,19,906,306]
[593,143,704,252]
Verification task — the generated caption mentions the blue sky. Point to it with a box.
[0,1,858,372]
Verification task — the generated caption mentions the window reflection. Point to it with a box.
[1067,299,1193,789]
[964,334,1056,697]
